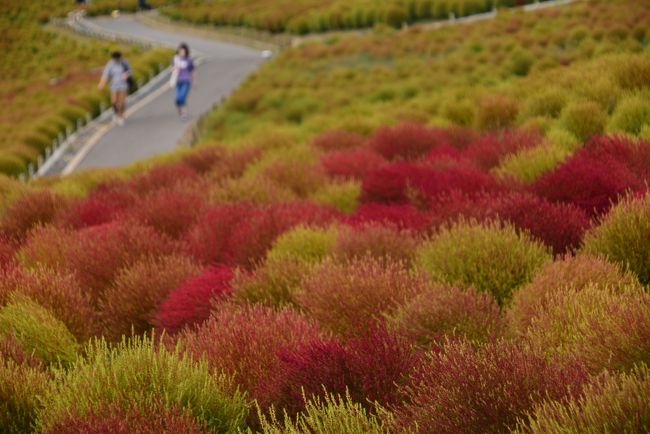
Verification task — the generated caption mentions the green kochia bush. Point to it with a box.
[259,392,392,434]
[561,100,608,141]
[608,94,650,135]
[0,294,78,367]
[582,194,650,286]
[0,361,50,434]
[416,220,551,306]
[520,364,650,433]
[266,225,338,264]
[37,334,248,433]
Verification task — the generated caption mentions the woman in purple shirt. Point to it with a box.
[172,43,194,120]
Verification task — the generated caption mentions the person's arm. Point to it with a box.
[98,62,109,89]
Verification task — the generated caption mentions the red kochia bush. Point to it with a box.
[98,255,201,341]
[311,129,367,151]
[581,135,650,180]
[155,265,233,334]
[348,203,431,232]
[464,129,541,170]
[370,122,448,161]
[0,190,67,239]
[184,203,254,265]
[62,186,137,228]
[225,201,340,268]
[180,304,322,402]
[395,340,589,434]
[532,152,645,216]
[260,327,420,417]
[333,223,419,265]
[44,399,207,434]
[0,235,16,269]
[490,193,591,255]
[361,162,417,203]
[320,148,386,179]
[128,189,205,239]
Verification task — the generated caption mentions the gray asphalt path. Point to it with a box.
[74,15,264,171]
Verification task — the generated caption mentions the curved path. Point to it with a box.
[69,15,264,172]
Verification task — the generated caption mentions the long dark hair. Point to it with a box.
[177,43,190,57]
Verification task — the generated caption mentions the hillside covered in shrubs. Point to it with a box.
[1,0,649,432]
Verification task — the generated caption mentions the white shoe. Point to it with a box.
[116,117,125,126]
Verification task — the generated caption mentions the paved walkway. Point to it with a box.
[70,15,264,172]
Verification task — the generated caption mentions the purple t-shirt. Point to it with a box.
[173,55,194,83]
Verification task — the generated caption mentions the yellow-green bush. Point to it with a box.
[560,100,608,141]
[311,181,361,214]
[582,194,650,287]
[37,335,248,433]
[267,225,338,264]
[0,361,50,434]
[493,142,569,183]
[0,294,78,366]
[415,220,551,306]
[259,392,392,434]
[608,93,650,135]
[520,364,650,433]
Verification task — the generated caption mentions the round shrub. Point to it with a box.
[297,257,427,335]
[333,223,418,266]
[389,284,503,347]
[582,194,650,286]
[98,254,201,341]
[520,87,567,119]
[260,327,420,418]
[524,283,650,372]
[179,304,322,402]
[231,256,313,307]
[128,189,205,239]
[613,55,650,90]
[369,122,446,161]
[0,294,78,367]
[0,190,67,240]
[311,180,361,214]
[475,94,519,131]
[155,265,233,335]
[531,151,643,217]
[267,225,337,265]
[508,254,641,335]
[126,162,198,195]
[608,94,650,135]
[0,265,97,341]
[61,184,137,229]
[416,220,551,306]
[465,129,542,171]
[38,335,248,434]
[520,364,650,433]
[560,100,608,141]
[394,340,589,434]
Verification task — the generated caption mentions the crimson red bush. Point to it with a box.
[320,148,386,179]
[490,193,591,255]
[259,327,420,417]
[184,203,254,265]
[361,162,417,203]
[394,340,589,434]
[348,203,431,232]
[62,186,136,229]
[155,265,233,334]
[370,122,448,161]
[312,129,367,151]
[0,190,67,239]
[581,135,650,180]
[465,129,541,170]
[409,165,503,203]
[532,154,644,216]
[0,235,16,270]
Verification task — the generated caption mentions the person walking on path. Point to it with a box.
[171,43,194,121]
[98,51,132,126]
